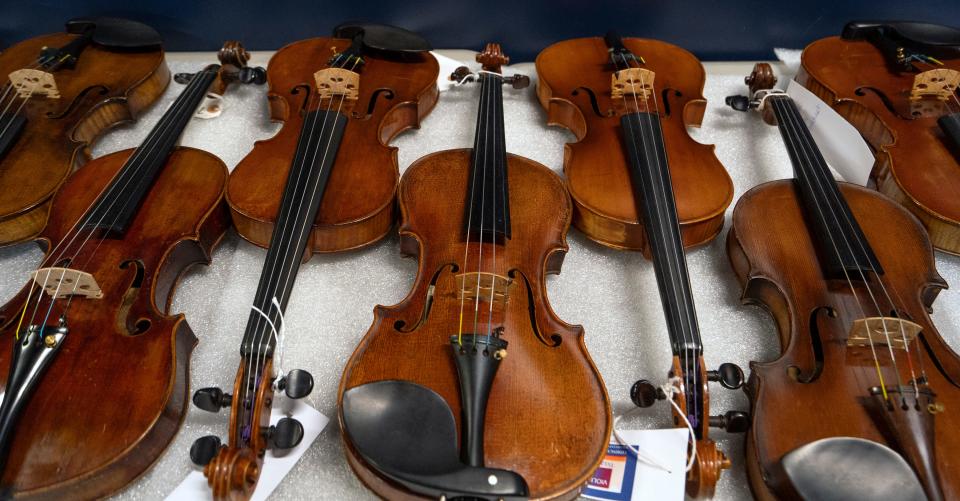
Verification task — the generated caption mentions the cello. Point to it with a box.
[536,32,745,498]
[0,42,263,498]
[726,63,960,500]
[186,24,439,499]
[0,17,168,246]
[798,21,960,254]
[338,43,611,500]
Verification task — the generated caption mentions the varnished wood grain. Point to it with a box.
[0,147,229,498]
[339,149,612,500]
[0,32,169,246]
[728,180,960,500]
[799,36,960,254]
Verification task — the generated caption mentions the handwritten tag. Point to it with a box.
[786,79,875,186]
[582,428,687,501]
[166,399,328,501]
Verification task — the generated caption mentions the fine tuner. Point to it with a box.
[450,65,530,88]
[629,363,749,433]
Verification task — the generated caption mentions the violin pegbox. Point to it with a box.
[212,40,266,93]
[477,43,509,72]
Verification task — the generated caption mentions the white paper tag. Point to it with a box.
[165,399,329,501]
[433,52,472,92]
[582,428,688,501]
[786,79,875,185]
[194,92,225,119]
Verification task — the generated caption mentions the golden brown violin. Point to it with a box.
[338,43,611,500]
[0,42,260,498]
[798,21,960,254]
[185,24,439,500]
[728,63,960,500]
[0,17,169,246]
[536,32,741,498]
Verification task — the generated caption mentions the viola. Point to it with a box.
[186,24,438,499]
[726,63,960,500]
[0,42,262,498]
[0,17,168,246]
[338,44,611,500]
[535,32,743,498]
[798,21,960,254]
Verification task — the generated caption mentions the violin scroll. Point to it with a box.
[745,62,777,95]
[477,43,509,71]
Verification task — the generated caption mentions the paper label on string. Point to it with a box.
[582,428,687,501]
[786,79,875,185]
[165,399,328,501]
[194,92,225,119]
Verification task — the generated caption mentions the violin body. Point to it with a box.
[0,147,228,498]
[798,36,960,254]
[227,37,438,253]
[339,149,611,500]
[728,180,960,499]
[535,37,732,254]
[0,32,168,246]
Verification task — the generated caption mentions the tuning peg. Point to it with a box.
[503,74,530,89]
[707,363,745,390]
[265,417,304,450]
[190,435,222,466]
[173,72,195,85]
[192,387,232,413]
[725,95,751,112]
[277,369,314,399]
[709,410,750,433]
[449,66,472,83]
[630,379,666,408]
[239,66,267,85]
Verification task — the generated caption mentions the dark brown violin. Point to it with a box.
[536,32,743,498]
[0,17,168,246]
[338,44,611,500]
[186,24,439,500]
[798,21,960,254]
[727,63,960,500]
[0,42,261,499]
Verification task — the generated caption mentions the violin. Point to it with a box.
[186,24,438,499]
[536,32,743,498]
[726,63,960,500]
[339,44,611,500]
[0,42,262,498]
[798,21,960,254]
[0,17,168,246]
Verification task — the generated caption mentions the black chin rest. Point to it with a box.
[342,380,528,500]
[333,22,432,53]
[843,21,960,59]
[782,437,926,501]
[65,17,163,50]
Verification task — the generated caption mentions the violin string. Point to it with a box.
[0,58,68,146]
[457,65,487,346]
[486,67,501,340]
[772,96,906,402]
[780,97,922,399]
[471,68,493,344]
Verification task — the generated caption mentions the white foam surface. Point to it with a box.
[0,52,957,501]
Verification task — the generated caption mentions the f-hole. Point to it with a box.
[855,86,905,119]
[394,262,458,333]
[48,85,109,119]
[511,269,561,347]
[291,84,312,113]
[572,87,612,118]
[352,88,395,120]
[117,259,150,335]
[788,306,829,383]
[660,88,681,117]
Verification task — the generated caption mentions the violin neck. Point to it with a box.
[465,73,511,243]
[767,95,884,278]
[81,66,219,236]
[239,107,349,356]
[620,112,702,356]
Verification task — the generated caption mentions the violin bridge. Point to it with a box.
[30,267,103,299]
[611,68,655,100]
[457,272,513,311]
[314,68,360,101]
[847,317,923,350]
[9,69,60,99]
[910,69,960,101]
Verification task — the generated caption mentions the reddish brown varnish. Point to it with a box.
[0,31,169,246]
[227,37,439,254]
[536,37,734,498]
[535,37,732,255]
[799,36,960,254]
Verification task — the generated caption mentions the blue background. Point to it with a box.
[2,1,958,61]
